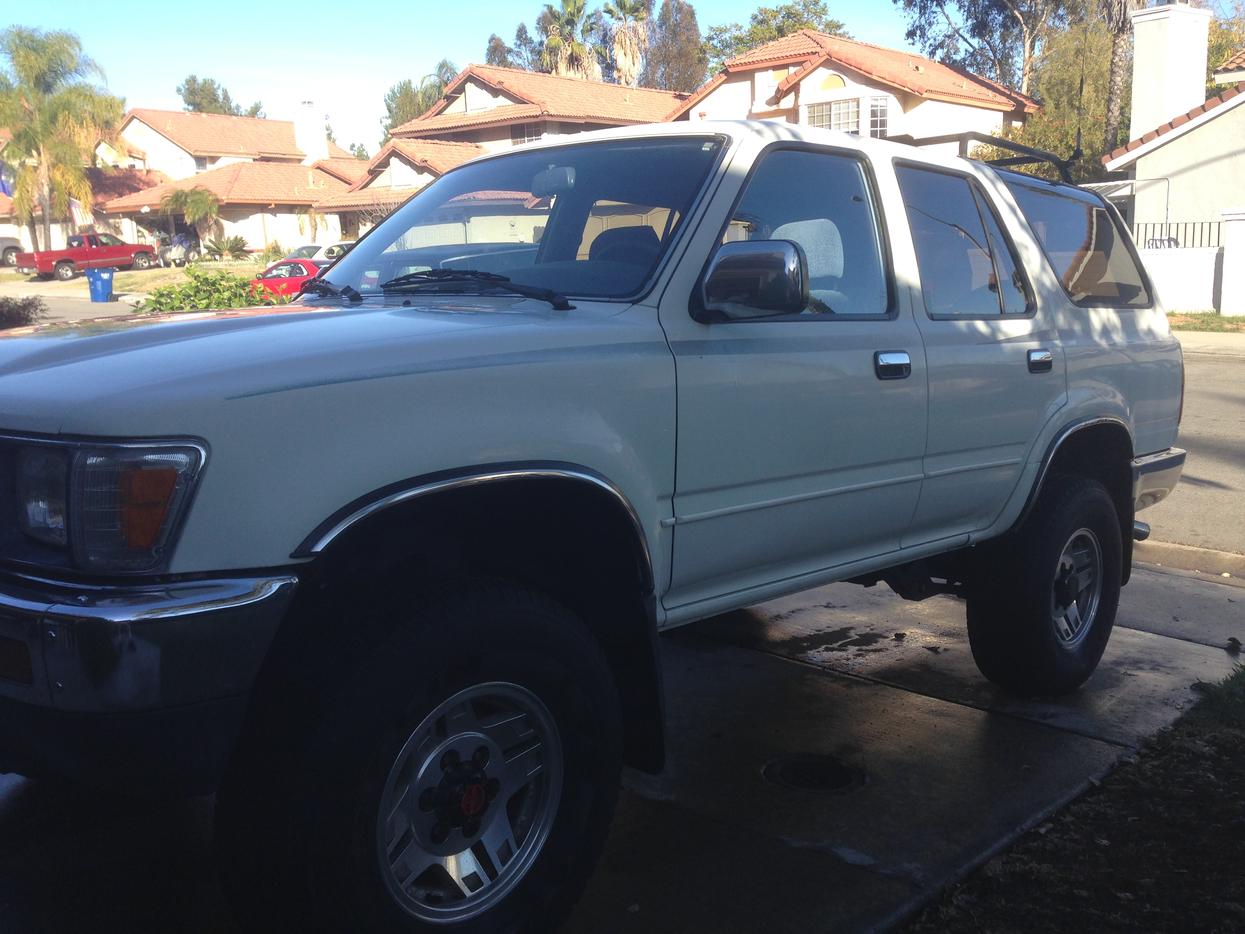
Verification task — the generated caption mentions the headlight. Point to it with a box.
[13,441,205,573]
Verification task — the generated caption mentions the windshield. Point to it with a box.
[323,136,724,301]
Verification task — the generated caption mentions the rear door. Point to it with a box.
[661,144,928,613]
[892,162,1067,545]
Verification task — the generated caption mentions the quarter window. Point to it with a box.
[1003,179,1150,307]
[720,148,889,318]
[896,165,1030,317]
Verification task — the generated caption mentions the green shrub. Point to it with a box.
[0,295,47,329]
[205,235,250,261]
[259,240,286,263]
[139,266,287,313]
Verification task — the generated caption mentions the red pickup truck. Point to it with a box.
[15,233,156,280]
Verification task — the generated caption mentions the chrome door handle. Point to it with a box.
[1028,349,1054,374]
[874,350,911,380]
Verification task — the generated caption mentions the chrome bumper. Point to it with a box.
[0,572,296,713]
[1132,447,1186,512]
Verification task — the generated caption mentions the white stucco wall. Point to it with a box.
[121,120,198,180]
[1132,100,1245,224]
[1137,246,1223,312]
[218,207,342,251]
[372,159,438,188]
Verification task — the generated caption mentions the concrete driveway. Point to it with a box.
[1,563,1238,933]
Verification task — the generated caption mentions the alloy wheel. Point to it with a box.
[1050,527,1103,648]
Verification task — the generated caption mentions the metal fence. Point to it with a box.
[1132,220,1222,249]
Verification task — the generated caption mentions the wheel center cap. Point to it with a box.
[459,782,487,818]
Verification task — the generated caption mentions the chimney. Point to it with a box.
[294,100,329,165]
[1128,1,1212,141]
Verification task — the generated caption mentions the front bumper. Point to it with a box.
[0,571,296,789]
[1132,447,1186,512]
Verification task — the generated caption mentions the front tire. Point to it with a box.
[216,583,623,933]
[132,251,153,269]
[967,476,1122,695]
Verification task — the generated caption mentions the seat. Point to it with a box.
[772,219,847,311]
[589,226,662,267]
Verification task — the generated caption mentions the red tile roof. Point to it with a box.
[321,140,484,213]
[1218,47,1245,74]
[314,186,418,212]
[1103,82,1245,165]
[382,139,485,173]
[670,29,1038,119]
[313,157,371,184]
[121,109,305,159]
[0,168,166,217]
[327,140,353,159]
[392,64,686,137]
[103,161,346,212]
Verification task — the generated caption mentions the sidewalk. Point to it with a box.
[1176,329,1245,356]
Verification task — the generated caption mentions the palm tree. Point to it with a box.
[542,0,604,81]
[0,27,121,250]
[160,187,220,246]
[1102,0,1142,152]
[604,0,650,87]
[416,59,460,114]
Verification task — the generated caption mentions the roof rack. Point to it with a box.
[888,131,1080,184]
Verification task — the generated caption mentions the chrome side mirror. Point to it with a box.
[695,240,809,322]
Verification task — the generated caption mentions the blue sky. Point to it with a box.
[12,1,914,153]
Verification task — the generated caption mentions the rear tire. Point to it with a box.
[966,475,1122,695]
[53,262,75,281]
[216,582,623,933]
[2,248,17,266]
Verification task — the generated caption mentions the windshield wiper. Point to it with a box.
[378,269,573,311]
[299,278,362,303]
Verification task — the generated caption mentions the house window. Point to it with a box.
[809,100,861,134]
[510,123,542,146]
[194,156,208,172]
[869,97,889,138]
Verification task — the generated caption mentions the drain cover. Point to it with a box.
[762,754,864,793]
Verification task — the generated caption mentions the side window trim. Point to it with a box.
[892,158,1037,321]
[691,141,898,323]
[1001,174,1155,311]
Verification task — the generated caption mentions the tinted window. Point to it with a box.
[1004,179,1150,307]
[896,165,1030,318]
[724,149,889,318]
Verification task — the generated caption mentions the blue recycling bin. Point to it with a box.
[85,266,115,303]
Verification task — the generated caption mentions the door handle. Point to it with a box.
[1028,349,1054,374]
[874,350,911,380]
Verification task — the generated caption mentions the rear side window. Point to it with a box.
[895,164,1030,318]
[1003,180,1151,307]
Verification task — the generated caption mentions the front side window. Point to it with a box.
[720,148,889,318]
[97,233,123,246]
[1004,179,1151,307]
[896,165,1030,317]
[323,137,724,300]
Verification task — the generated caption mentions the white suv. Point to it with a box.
[0,121,1183,932]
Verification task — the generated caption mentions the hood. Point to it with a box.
[0,297,580,436]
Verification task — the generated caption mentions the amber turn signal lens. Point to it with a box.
[120,467,180,550]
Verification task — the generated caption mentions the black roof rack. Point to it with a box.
[887,131,1081,184]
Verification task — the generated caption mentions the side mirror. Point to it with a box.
[695,240,808,322]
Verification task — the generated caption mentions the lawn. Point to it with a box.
[906,663,1245,932]
[114,260,265,293]
[1168,312,1245,333]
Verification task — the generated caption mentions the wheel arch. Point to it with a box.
[271,464,666,773]
[1015,418,1136,582]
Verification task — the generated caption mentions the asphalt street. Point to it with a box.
[1,564,1239,933]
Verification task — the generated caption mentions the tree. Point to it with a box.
[160,186,220,243]
[486,34,515,67]
[641,0,708,91]
[541,0,605,80]
[704,0,847,71]
[348,142,369,160]
[512,22,546,70]
[381,60,459,138]
[894,0,1067,96]
[1100,0,1141,153]
[176,74,263,117]
[0,27,122,250]
[604,0,651,86]
[1208,2,1245,93]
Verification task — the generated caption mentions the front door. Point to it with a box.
[660,145,928,615]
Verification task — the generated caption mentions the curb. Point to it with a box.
[1134,539,1245,580]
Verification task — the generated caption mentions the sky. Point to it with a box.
[10,1,915,153]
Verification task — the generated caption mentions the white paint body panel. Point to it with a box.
[0,122,1183,631]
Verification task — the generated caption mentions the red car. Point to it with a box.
[15,232,156,280]
[250,258,328,297]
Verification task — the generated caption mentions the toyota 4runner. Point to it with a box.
[0,121,1184,932]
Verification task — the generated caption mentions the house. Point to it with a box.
[667,29,1037,147]
[1099,1,1245,313]
[389,64,687,152]
[316,139,485,233]
[100,104,361,248]
[1216,47,1245,84]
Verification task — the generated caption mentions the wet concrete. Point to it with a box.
[0,563,1238,933]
